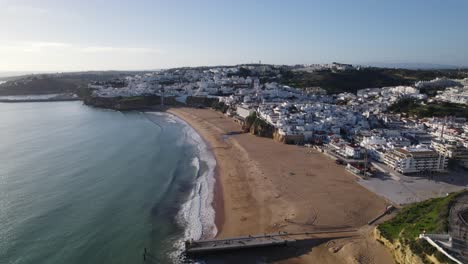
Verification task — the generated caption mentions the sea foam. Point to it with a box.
[174,114,217,238]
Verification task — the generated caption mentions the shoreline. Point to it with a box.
[146,110,219,241]
[166,107,269,239]
[164,108,226,238]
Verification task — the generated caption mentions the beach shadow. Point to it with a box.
[225,131,243,135]
[188,235,355,264]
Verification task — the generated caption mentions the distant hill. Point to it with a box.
[278,68,468,94]
[362,62,467,70]
[0,71,53,79]
[1,66,467,97]
[0,77,84,96]
[0,71,150,96]
[388,98,468,118]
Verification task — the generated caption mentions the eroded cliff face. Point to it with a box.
[374,228,428,264]
[185,96,218,107]
[273,130,286,143]
[249,120,274,138]
[84,95,217,110]
[273,130,305,144]
[241,113,275,138]
[83,96,118,108]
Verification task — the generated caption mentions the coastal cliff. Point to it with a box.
[83,95,218,110]
[242,112,275,138]
[241,112,304,144]
[374,228,427,264]
[83,95,178,110]
[186,96,218,107]
[273,130,305,144]
[249,118,274,138]
[376,192,466,264]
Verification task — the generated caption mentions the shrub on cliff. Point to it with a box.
[211,101,229,113]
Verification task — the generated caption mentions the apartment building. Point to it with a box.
[384,147,447,174]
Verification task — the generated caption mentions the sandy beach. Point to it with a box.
[168,107,395,264]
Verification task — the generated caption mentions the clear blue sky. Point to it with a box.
[1,0,467,71]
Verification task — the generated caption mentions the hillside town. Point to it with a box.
[87,64,468,177]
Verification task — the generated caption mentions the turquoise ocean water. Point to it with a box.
[0,102,216,264]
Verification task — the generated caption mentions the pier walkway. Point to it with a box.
[185,229,357,255]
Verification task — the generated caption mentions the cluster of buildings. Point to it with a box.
[292,62,357,73]
[415,77,462,90]
[88,65,468,175]
[434,78,468,105]
[90,66,272,99]
[90,75,160,97]
[226,78,468,175]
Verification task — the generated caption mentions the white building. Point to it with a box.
[236,105,255,119]
[432,139,468,168]
[435,86,468,105]
[384,146,447,174]
[344,144,362,159]
[415,77,462,89]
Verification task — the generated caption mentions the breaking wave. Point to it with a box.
[161,113,218,262]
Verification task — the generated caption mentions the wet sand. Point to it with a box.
[168,107,395,264]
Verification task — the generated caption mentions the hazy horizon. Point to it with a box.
[1,0,468,72]
[1,61,467,77]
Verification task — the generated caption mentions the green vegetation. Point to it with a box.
[277,68,467,94]
[379,196,452,242]
[388,98,468,118]
[237,67,252,78]
[378,191,466,263]
[211,101,229,113]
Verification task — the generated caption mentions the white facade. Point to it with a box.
[384,146,447,174]
[236,105,255,119]
[345,144,362,159]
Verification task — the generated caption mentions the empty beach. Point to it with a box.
[168,107,395,263]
